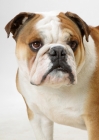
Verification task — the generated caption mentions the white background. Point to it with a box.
[0,0,99,140]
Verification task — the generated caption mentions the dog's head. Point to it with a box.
[5,11,90,87]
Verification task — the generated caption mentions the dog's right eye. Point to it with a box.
[29,41,43,52]
[68,40,78,52]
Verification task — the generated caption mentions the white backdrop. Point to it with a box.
[0,0,99,140]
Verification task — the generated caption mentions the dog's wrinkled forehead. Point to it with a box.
[35,12,62,43]
[32,12,83,46]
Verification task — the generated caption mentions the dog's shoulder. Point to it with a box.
[90,26,99,47]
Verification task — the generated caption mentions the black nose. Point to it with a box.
[49,46,66,61]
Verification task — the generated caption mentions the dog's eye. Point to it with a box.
[68,41,78,51]
[29,41,43,51]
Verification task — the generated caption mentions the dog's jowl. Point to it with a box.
[5,11,99,140]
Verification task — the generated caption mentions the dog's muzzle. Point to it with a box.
[41,46,75,84]
[30,45,77,86]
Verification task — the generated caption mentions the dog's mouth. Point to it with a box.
[41,61,75,84]
[55,67,65,71]
[30,58,76,86]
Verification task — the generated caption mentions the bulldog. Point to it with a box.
[5,11,99,140]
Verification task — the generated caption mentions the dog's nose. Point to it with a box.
[49,46,66,61]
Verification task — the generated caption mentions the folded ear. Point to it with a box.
[65,12,90,42]
[5,12,35,38]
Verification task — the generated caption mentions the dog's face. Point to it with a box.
[5,11,90,87]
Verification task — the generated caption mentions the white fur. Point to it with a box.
[36,15,61,44]
[36,11,60,18]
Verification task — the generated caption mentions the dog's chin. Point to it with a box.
[30,68,77,87]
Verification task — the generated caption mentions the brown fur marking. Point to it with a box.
[58,12,85,70]
[83,26,99,140]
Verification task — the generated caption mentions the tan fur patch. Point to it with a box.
[15,14,43,70]
[58,12,85,71]
[16,69,21,93]
[83,27,99,139]
[26,105,33,120]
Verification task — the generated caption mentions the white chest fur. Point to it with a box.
[19,73,88,130]
[33,86,87,129]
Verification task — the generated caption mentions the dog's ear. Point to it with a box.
[65,12,90,42]
[5,12,35,38]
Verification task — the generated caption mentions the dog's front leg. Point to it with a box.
[84,114,99,140]
[30,113,53,140]
[84,93,99,140]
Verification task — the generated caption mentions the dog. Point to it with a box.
[5,11,99,140]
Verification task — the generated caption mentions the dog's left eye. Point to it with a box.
[68,40,78,51]
[29,41,43,51]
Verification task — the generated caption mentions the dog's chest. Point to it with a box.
[18,70,89,130]
[26,85,87,129]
